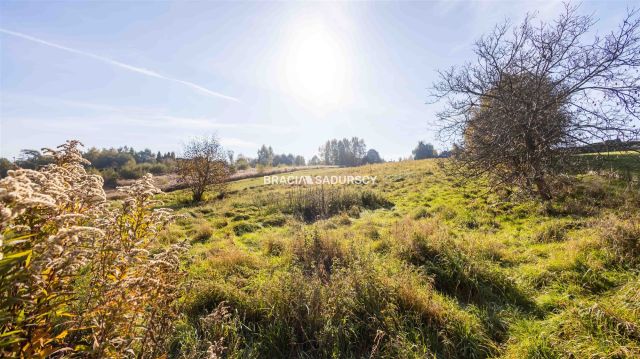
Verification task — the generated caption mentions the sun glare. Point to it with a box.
[282,20,349,107]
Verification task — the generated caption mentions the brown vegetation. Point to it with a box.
[0,141,187,358]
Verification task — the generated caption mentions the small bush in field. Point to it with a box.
[100,167,120,187]
[177,136,230,202]
[0,140,188,358]
[137,162,170,175]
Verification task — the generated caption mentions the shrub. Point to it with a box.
[0,140,188,358]
[177,136,230,202]
[119,163,145,179]
[138,162,171,175]
[236,158,250,170]
[100,167,120,188]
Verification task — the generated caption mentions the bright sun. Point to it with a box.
[282,20,349,107]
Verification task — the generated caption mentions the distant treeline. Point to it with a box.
[0,146,177,186]
[240,140,383,169]
[569,139,640,154]
[319,137,366,166]
[84,147,178,186]
[254,145,306,168]
[0,138,454,182]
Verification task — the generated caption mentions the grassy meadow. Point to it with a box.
[160,155,640,358]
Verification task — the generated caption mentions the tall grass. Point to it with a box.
[175,225,499,358]
[256,186,393,222]
[599,213,640,268]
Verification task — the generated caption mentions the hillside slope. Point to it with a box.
[164,158,640,358]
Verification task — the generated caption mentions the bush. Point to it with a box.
[291,230,348,280]
[100,167,120,188]
[236,158,250,170]
[0,141,188,358]
[138,162,170,175]
[119,163,145,179]
[263,237,286,256]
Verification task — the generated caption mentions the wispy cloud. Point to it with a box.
[0,28,240,103]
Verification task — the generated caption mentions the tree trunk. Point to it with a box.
[192,189,204,202]
[534,175,552,201]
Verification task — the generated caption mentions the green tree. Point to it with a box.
[318,137,368,166]
[0,158,13,178]
[412,141,437,160]
[257,145,274,166]
[363,149,383,164]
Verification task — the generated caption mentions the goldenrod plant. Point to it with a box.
[0,140,188,358]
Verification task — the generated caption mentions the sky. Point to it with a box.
[0,1,636,161]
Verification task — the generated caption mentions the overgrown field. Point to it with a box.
[164,156,640,358]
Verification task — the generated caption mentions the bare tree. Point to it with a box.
[177,136,230,202]
[430,4,640,199]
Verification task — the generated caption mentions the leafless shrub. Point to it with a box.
[177,136,230,202]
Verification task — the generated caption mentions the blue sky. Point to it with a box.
[0,1,634,161]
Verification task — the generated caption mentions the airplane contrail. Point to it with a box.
[0,28,240,103]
